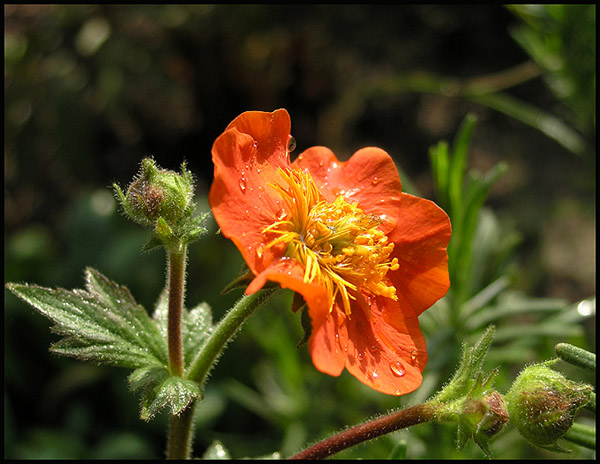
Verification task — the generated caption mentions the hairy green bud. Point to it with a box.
[505,361,593,450]
[114,158,194,228]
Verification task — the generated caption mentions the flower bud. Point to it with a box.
[114,158,194,229]
[458,389,509,455]
[478,390,510,438]
[505,362,593,449]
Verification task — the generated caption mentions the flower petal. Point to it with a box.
[293,146,402,232]
[308,294,427,395]
[246,257,330,319]
[389,193,452,315]
[209,110,293,275]
[225,109,292,160]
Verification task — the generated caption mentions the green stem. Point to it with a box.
[563,422,596,450]
[186,287,280,385]
[288,402,437,460]
[555,343,596,372]
[168,247,187,377]
[167,403,196,460]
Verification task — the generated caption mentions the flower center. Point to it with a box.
[263,168,399,316]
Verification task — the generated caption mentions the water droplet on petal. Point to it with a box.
[239,177,247,192]
[288,136,296,153]
[390,361,405,377]
[275,209,287,221]
[371,177,379,185]
[372,370,379,379]
[410,350,418,363]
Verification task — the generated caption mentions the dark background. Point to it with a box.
[5,5,595,459]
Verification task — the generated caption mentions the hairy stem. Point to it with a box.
[555,343,596,372]
[166,245,192,459]
[167,403,196,460]
[288,402,437,460]
[167,247,187,377]
[186,287,280,385]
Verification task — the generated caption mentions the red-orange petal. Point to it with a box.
[293,146,403,232]
[308,293,427,395]
[224,109,292,161]
[209,110,293,275]
[246,257,330,319]
[388,193,452,315]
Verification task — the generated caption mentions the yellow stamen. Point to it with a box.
[263,168,399,317]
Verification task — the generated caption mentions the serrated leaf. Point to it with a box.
[140,375,203,420]
[7,268,168,369]
[129,365,170,392]
[183,302,213,359]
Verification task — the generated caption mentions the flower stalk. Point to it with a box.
[167,247,187,378]
[186,287,280,386]
[167,403,196,460]
[165,244,193,459]
[288,403,437,460]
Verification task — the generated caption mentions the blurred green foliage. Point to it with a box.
[5,4,595,460]
[508,4,596,138]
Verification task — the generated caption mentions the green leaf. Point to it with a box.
[6,268,168,369]
[132,368,203,420]
[428,140,450,210]
[449,113,477,218]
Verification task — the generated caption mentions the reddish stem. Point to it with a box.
[167,248,186,377]
[288,402,436,460]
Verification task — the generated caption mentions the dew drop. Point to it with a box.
[275,209,287,221]
[389,361,405,377]
[256,244,264,258]
[239,177,247,192]
[371,177,379,185]
[410,350,418,363]
[372,370,379,379]
[288,136,296,153]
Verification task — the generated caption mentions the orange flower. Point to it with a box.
[210,109,451,395]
